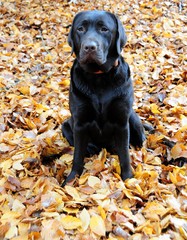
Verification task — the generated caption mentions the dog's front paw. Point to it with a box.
[61,170,80,187]
[121,169,133,181]
[130,131,146,148]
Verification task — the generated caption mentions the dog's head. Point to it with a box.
[68,10,127,73]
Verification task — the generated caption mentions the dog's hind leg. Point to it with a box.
[129,110,146,148]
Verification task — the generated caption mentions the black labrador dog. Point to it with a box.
[62,10,145,185]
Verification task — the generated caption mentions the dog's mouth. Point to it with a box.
[79,50,106,66]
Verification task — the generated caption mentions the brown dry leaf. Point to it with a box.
[0,223,10,239]
[171,143,187,159]
[41,219,65,239]
[0,0,186,239]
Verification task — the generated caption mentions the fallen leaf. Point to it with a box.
[88,176,101,188]
[61,215,82,230]
[90,215,106,236]
[79,208,90,232]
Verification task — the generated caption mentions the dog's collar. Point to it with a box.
[93,59,119,74]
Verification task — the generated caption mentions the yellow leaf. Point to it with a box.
[135,31,142,37]
[90,215,106,236]
[45,53,52,62]
[111,157,121,175]
[79,173,90,185]
[17,223,29,237]
[59,78,70,87]
[143,201,167,217]
[35,103,49,114]
[169,172,177,184]
[2,211,21,220]
[135,183,144,195]
[63,207,79,214]
[61,216,82,230]
[171,143,184,159]
[65,185,80,200]
[79,208,90,232]
[41,212,59,218]
[63,44,72,52]
[59,154,73,166]
[155,23,161,29]
[163,32,172,38]
[125,25,132,30]
[150,103,160,114]
[152,6,161,14]
[5,226,18,239]
[24,118,36,129]
[12,25,20,35]
[179,227,187,239]
[123,189,142,202]
[88,176,101,188]
[143,226,153,235]
[98,206,106,220]
[169,168,186,186]
[113,172,122,180]
[98,148,107,163]
[45,137,53,145]
[19,86,30,95]
[12,199,25,212]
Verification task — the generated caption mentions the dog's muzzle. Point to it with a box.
[79,40,105,65]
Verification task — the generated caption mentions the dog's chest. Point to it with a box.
[91,94,109,132]
[92,87,111,114]
[89,78,123,119]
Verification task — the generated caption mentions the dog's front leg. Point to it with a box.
[62,123,89,186]
[114,123,133,180]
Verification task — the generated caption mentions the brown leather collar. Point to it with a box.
[93,59,119,74]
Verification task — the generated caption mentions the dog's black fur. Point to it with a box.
[62,10,145,185]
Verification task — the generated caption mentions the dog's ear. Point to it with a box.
[68,25,74,54]
[115,16,127,55]
[68,12,83,54]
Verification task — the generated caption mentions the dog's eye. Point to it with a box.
[77,26,85,32]
[100,26,109,32]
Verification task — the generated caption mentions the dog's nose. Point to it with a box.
[83,42,97,52]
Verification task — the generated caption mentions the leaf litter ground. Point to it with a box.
[0,0,187,239]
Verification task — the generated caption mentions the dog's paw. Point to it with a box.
[130,131,146,148]
[61,170,80,187]
[121,169,133,181]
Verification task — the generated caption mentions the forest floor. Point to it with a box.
[0,0,187,239]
